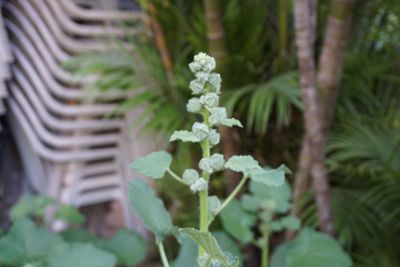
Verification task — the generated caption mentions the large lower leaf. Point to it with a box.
[249,180,291,213]
[270,228,352,267]
[180,228,239,267]
[10,196,54,221]
[130,151,172,179]
[100,229,147,266]
[46,243,116,267]
[128,179,174,242]
[220,200,257,244]
[0,219,63,266]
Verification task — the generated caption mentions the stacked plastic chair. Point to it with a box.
[3,0,151,232]
[0,3,12,128]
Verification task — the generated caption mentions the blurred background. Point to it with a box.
[0,0,399,266]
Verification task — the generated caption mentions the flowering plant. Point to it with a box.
[129,53,287,267]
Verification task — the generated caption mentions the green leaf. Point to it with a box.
[128,179,174,242]
[55,205,85,224]
[180,228,239,267]
[280,215,301,231]
[220,200,257,244]
[170,130,200,143]
[222,118,243,128]
[213,231,243,267]
[60,229,99,244]
[224,155,261,175]
[270,228,352,267]
[173,237,197,267]
[240,194,259,212]
[100,229,147,266]
[0,219,63,266]
[249,180,291,213]
[130,151,172,179]
[46,243,116,267]
[249,165,287,187]
[10,195,54,221]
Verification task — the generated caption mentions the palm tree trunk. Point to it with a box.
[294,0,335,235]
[202,0,241,191]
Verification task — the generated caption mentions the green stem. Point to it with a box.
[211,175,249,222]
[166,169,186,185]
[261,234,270,267]
[158,242,170,267]
[199,109,211,257]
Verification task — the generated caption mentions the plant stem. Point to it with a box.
[158,242,170,267]
[166,168,186,185]
[261,234,270,267]
[211,175,249,221]
[199,110,211,257]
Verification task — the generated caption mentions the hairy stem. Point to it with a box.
[211,175,249,221]
[166,169,186,185]
[199,111,211,257]
[158,242,170,267]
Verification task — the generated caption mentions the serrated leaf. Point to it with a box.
[100,229,147,266]
[213,232,243,267]
[270,228,352,267]
[46,243,116,267]
[222,118,243,128]
[224,155,261,175]
[250,165,287,187]
[170,130,200,142]
[0,219,63,266]
[55,205,85,224]
[10,195,54,221]
[220,200,257,244]
[180,228,239,267]
[130,151,172,179]
[128,179,173,242]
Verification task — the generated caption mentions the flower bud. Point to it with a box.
[192,122,209,140]
[208,196,221,216]
[189,79,205,95]
[190,178,208,192]
[209,153,225,171]
[188,61,201,73]
[209,107,227,125]
[186,97,202,113]
[193,53,216,73]
[195,71,209,82]
[208,73,221,94]
[199,157,213,174]
[201,93,219,108]
[209,129,220,146]
[183,169,199,185]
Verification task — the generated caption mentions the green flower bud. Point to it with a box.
[192,122,209,140]
[193,52,216,73]
[199,157,213,173]
[208,73,221,94]
[208,196,221,216]
[209,107,227,125]
[209,129,220,146]
[189,79,205,95]
[188,61,201,73]
[201,93,219,108]
[190,178,208,192]
[186,97,202,113]
[209,153,225,171]
[195,71,209,82]
[182,169,199,185]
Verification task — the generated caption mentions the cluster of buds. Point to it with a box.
[172,53,242,193]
